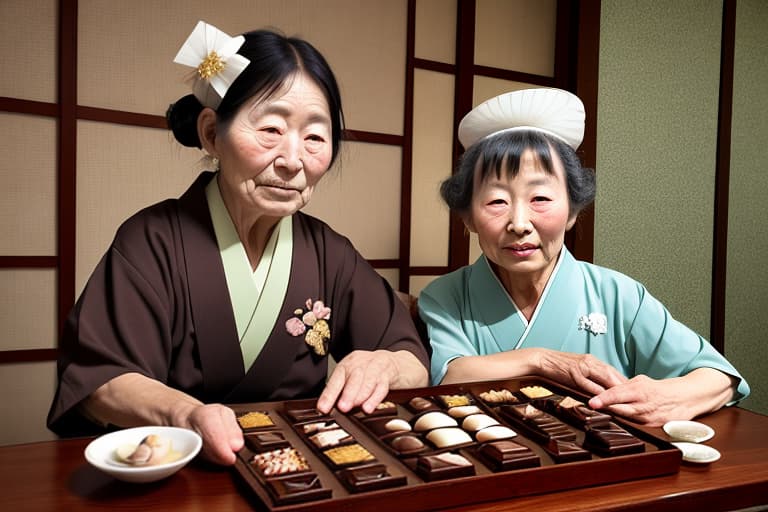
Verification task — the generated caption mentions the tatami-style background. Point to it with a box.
[1,0,766,445]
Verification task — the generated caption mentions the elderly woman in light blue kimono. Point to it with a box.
[419,88,749,426]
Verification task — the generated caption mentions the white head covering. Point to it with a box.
[458,88,585,150]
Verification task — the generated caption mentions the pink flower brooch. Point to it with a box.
[285,298,332,356]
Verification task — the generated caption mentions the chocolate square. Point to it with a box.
[476,440,540,472]
[336,463,407,493]
[265,473,331,505]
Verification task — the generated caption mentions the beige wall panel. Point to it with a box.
[595,0,720,336]
[468,232,483,265]
[0,270,56,351]
[77,0,406,135]
[475,0,556,76]
[411,70,453,267]
[726,0,768,415]
[410,275,439,298]
[0,361,58,445]
[0,0,57,102]
[302,142,401,260]
[472,77,536,108]
[415,0,457,64]
[376,268,399,291]
[76,121,202,295]
[0,113,57,255]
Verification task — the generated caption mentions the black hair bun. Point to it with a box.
[166,94,204,148]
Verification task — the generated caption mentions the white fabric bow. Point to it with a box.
[173,21,250,109]
[578,313,607,336]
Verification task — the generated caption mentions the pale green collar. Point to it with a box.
[205,177,293,371]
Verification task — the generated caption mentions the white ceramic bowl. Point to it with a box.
[663,420,715,443]
[84,426,202,483]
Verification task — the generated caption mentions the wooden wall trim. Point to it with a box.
[0,256,57,268]
[57,0,78,339]
[711,0,737,354]
[0,349,59,364]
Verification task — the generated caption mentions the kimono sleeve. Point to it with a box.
[48,218,182,436]
[623,285,750,404]
[418,274,479,385]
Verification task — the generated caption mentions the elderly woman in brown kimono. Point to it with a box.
[47,22,428,465]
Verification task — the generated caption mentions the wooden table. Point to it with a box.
[2,406,767,511]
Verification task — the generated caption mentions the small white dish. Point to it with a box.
[671,442,721,464]
[85,426,202,483]
[663,420,715,443]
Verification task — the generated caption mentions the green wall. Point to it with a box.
[594,0,767,415]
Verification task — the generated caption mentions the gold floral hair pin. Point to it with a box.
[173,21,250,109]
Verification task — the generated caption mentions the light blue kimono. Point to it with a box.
[419,248,749,403]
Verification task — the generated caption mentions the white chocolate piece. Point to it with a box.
[413,411,457,431]
[426,428,473,448]
[461,414,499,432]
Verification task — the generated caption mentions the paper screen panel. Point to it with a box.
[0,270,56,351]
[415,0,457,64]
[410,70,453,267]
[472,77,538,108]
[475,0,556,77]
[0,362,58,446]
[75,121,202,295]
[77,0,406,136]
[0,113,57,255]
[302,142,402,260]
[0,0,57,102]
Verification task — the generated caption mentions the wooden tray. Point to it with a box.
[231,377,681,512]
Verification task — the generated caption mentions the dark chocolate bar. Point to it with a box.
[265,473,331,505]
[413,452,476,482]
[543,439,592,463]
[475,440,540,472]
[336,463,407,493]
[245,430,290,451]
[498,404,576,444]
[583,422,645,456]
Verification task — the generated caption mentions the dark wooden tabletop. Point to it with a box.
[2,406,767,511]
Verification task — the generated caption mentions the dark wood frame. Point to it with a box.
[6,0,734,365]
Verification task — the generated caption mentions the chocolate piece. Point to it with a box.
[413,411,457,432]
[426,427,473,449]
[300,420,341,435]
[336,463,407,493]
[437,393,474,408]
[479,388,520,405]
[322,443,376,467]
[461,413,499,432]
[499,404,575,444]
[415,452,475,482]
[308,428,353,449]
[552,396,612,428]
[543,439,592,463]
[384,433,428,456]
[476,440,540,472]
[362,416,412,437]
[251,447,311,476]
[354,401,398,419]
[265,473,331,505]
[284,407,327,423]
[583,422,645,456]
[237,411,275,430]
[519,385,554,399]
[475,425,517,442]
[244,431,290,451]
[406,396,439,413]
[447,405,483,418]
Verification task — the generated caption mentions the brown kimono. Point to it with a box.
[48,172,428,436]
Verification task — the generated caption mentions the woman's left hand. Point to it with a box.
[588,368,736,426]
[316,349,428,414]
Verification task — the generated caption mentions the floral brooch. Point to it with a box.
[286,299,332,356]
[578,313,607,336]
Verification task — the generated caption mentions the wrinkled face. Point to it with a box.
[465,148,575,288]
[214,72,333,218]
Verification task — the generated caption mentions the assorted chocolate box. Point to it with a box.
[231,378,681,512]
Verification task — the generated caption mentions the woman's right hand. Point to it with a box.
[532,348,628,396]
[178,403,244,466]
[84,373,244,466]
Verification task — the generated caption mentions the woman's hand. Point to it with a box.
[534,348,628,396]
[588,368,737,426]
[317,350,428,414]
[84,373,244,466]
[177,403,244,465]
